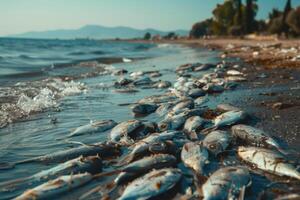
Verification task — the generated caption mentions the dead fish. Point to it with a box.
[121,131,183,164]
[67,120,117,137]
[156,102,175,116]
[115,154,177,185]
[133,76,153,86]
[110,120,144,143]
[216,104,241,112]
[138,93,178,104]
[131,103,158,115]
[203,130,232,156]
[201,166,251,200]
[171,98,194,114]
[232,124,282,150]
[227,70,244,76]
[225,76,246,82]
[194,63,215,71]
[238,146,300,180]
[184,116,205,133]
[181,142,209,175]
[114,78,133,87]
[194,96,209,106]
[154,81,172,89]
[159,109,204,132]
[118,168,181,200]
[202,83,224,93]
[188,89,205,99]
[213,110,247,129]
[0,142,119,170]
[0,156,102,188]
[14,173,93,200]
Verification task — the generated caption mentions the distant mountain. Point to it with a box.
[8,25,188,39]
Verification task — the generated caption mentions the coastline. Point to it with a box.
[175,38,300,151]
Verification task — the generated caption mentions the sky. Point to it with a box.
[1,0,300,36]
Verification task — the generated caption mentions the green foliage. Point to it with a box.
[143,32,151,40]
[287,7,300,34]
[164,32,177,39]
[268,16,284,34]
[189,19,213,38]
[244,0,258,33]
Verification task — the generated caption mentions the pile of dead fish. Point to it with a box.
[1,61,299,200]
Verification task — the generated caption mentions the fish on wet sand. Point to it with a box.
[68,120,117,137]
[14,173,93,200]
[118,168,182,200]
[203,130,232,156]
[238,146,300,180]
[210,110,247,130]
[201,166,251,200]
[131,103,158,115]
[110,120,144,143]
[0,155,102,188]
[232,124,281,150]
[181,142,209,175]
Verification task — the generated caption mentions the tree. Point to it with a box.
[282,0,292,37]
[244,0,257,33]
[143,32,151,40]
[190,19,213,38]
[212,1,236,35]
[286,7,300,35]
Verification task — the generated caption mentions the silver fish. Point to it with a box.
[0,156,101,188]
[171,98,194,114]
[156,102,174,116]
[121,131,182,164]
[213,110,246,129]
[14,173,93,200]
[232,124,281,149]
[118,168,181,200]
[115,154,177,185]
[238,146,300,180]
[203,130,232,156]
[131,103,158,115]
[184,116,204,133]
[216,104,241,112]
[181,142,209,175]
[202,166,251,200]
[138,93,177,104]
[68,120,117,137]
[110,120,144,143]
[0,142,119,170]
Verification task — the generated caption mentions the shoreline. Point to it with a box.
[176,38,300,151]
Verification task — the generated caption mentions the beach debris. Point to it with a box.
[227,70,244,76]
[201,166,251,200]
[238,146,300,180]
[117,168,181,200]
[67,120,117,137]
[203,130,232,156]
[181,142,209,175]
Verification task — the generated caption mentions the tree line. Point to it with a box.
[190,0,300,38]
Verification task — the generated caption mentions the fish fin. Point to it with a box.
[238,186,246,200]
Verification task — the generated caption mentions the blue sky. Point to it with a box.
[1,0,300,36]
